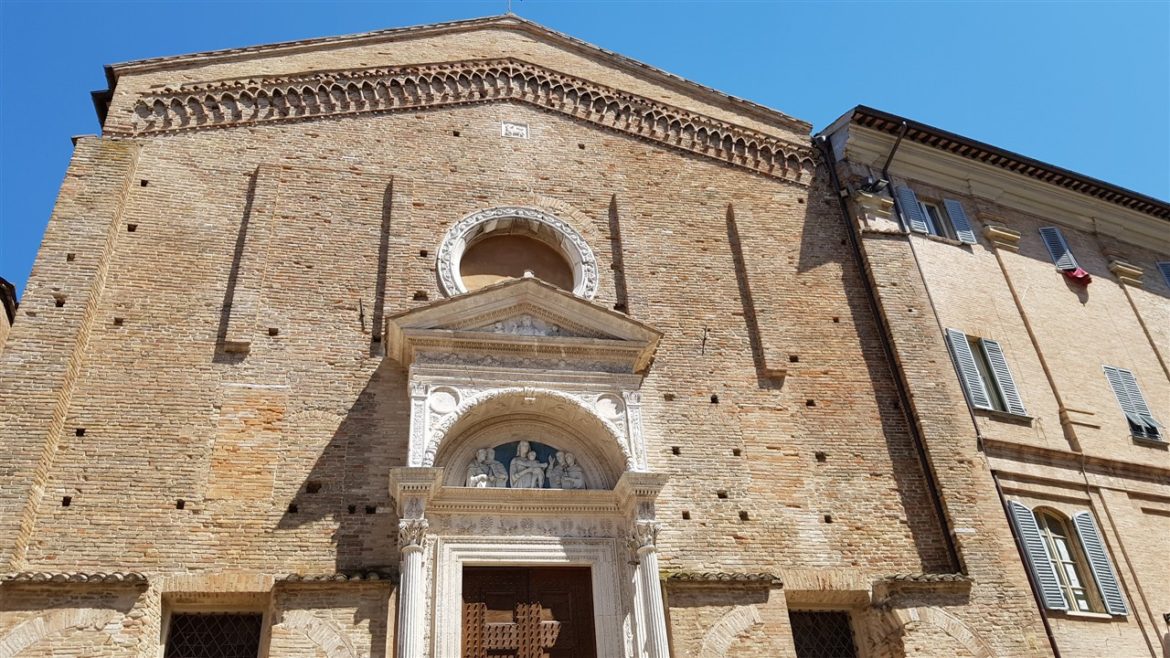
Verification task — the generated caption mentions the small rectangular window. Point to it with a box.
[789,611,858,658]
[945,330,1027,416]
[919,201,953,239]
[1103,366,1162,441]
[165,613,262,658]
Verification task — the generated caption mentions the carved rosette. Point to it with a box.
[398,518,429,553]
[436,206,599,300]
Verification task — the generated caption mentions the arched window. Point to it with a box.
[1034,510,1101,613]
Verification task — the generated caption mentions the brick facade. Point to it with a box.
[4,15,1157,658]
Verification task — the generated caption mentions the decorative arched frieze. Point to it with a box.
[272,609,359,658]
[425,387,635,473]
[869,606,995,658]
[117,58,816,184]
[698,605,764,658]
[0,608,121,658]
[436,206,598,299]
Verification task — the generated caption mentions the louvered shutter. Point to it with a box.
[1157,262,1170,288]
[1118,368,1163,434]
[943,199,978,244]
[895,186,929,234]
[1008,501,1068,611]
[1071,511,1128,616]
[945,329,992,410]
[980,339,1027,415]
[1039,227,1078,271]
[1104,366,1146,430]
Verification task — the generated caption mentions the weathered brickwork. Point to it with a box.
[828,113,1170,657]
[0,15,1127,658]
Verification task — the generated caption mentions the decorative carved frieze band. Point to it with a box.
[118,58,815,183]
[665,572,780,589]
[1,571,148,585]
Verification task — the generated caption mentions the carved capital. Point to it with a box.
[398,518,429,552]
[1107,259,1144,287]
[629,520,661,554]
[982,224,1022,252]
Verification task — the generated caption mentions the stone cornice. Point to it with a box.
[838,124,1170,253]
[983,437,1170,487]
[112,58,815,184]
[277,571,397,585]
[2,571,148,585]
[665,572,781,589]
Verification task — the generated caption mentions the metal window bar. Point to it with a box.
[789,611,858,658]
[164,613,262,658]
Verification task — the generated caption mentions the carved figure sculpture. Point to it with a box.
[484,448,508,488]
[545,451,566,488]
[561,452,586,490]
[511,447,546,489]
[509,441,533,487]
[465,448,490,487]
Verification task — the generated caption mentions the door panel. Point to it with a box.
[462,567,596,658]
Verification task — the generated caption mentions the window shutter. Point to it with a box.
[1118,368,1163,433]
[1157,262,1170,289]
[980,339,1027,415]
[1104,366,1147,430]
[943,199,978,244]
[1071,511,1128,616]
[1039,227,1078,271]
[1008,501,1068,611]
[945,329,992,409]
[895,186,929,234]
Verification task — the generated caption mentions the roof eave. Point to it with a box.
[100,14,810,135]
[828,105,1169,222]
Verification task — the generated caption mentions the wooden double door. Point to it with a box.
[462,566,597,658]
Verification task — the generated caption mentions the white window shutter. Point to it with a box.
[1104,366,1148,430]
[945,329,992,410]
[1071,511,1129,616]
[1039,227,1078,271]
[943,199,978,244]
[895,186,929,234]
[1008,501,1069,611]
[980,339,1027,415]
[1118,368,1163,433]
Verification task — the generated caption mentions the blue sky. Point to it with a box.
[2,1,1167,297]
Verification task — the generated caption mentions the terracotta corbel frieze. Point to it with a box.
[114,58,816,184]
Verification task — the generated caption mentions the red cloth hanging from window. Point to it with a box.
[1061,267,1092,285]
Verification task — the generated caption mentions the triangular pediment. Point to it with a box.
[385,278,661,373]
[102,17,815,184]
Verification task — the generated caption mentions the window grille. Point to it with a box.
[789,611,858,658]
[164,613,262,658]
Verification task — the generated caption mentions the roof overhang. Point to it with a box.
[824,105,1169,222]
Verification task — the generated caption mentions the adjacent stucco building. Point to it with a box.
[823,107,1170,657]
[0,15,1164,658]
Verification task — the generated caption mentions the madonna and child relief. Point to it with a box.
[465,440,586,489]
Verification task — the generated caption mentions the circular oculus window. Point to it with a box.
[436,206,598,299]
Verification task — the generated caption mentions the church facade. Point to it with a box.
[0,15,1163,658]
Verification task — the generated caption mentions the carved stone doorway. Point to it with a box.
[462,566,597,658]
